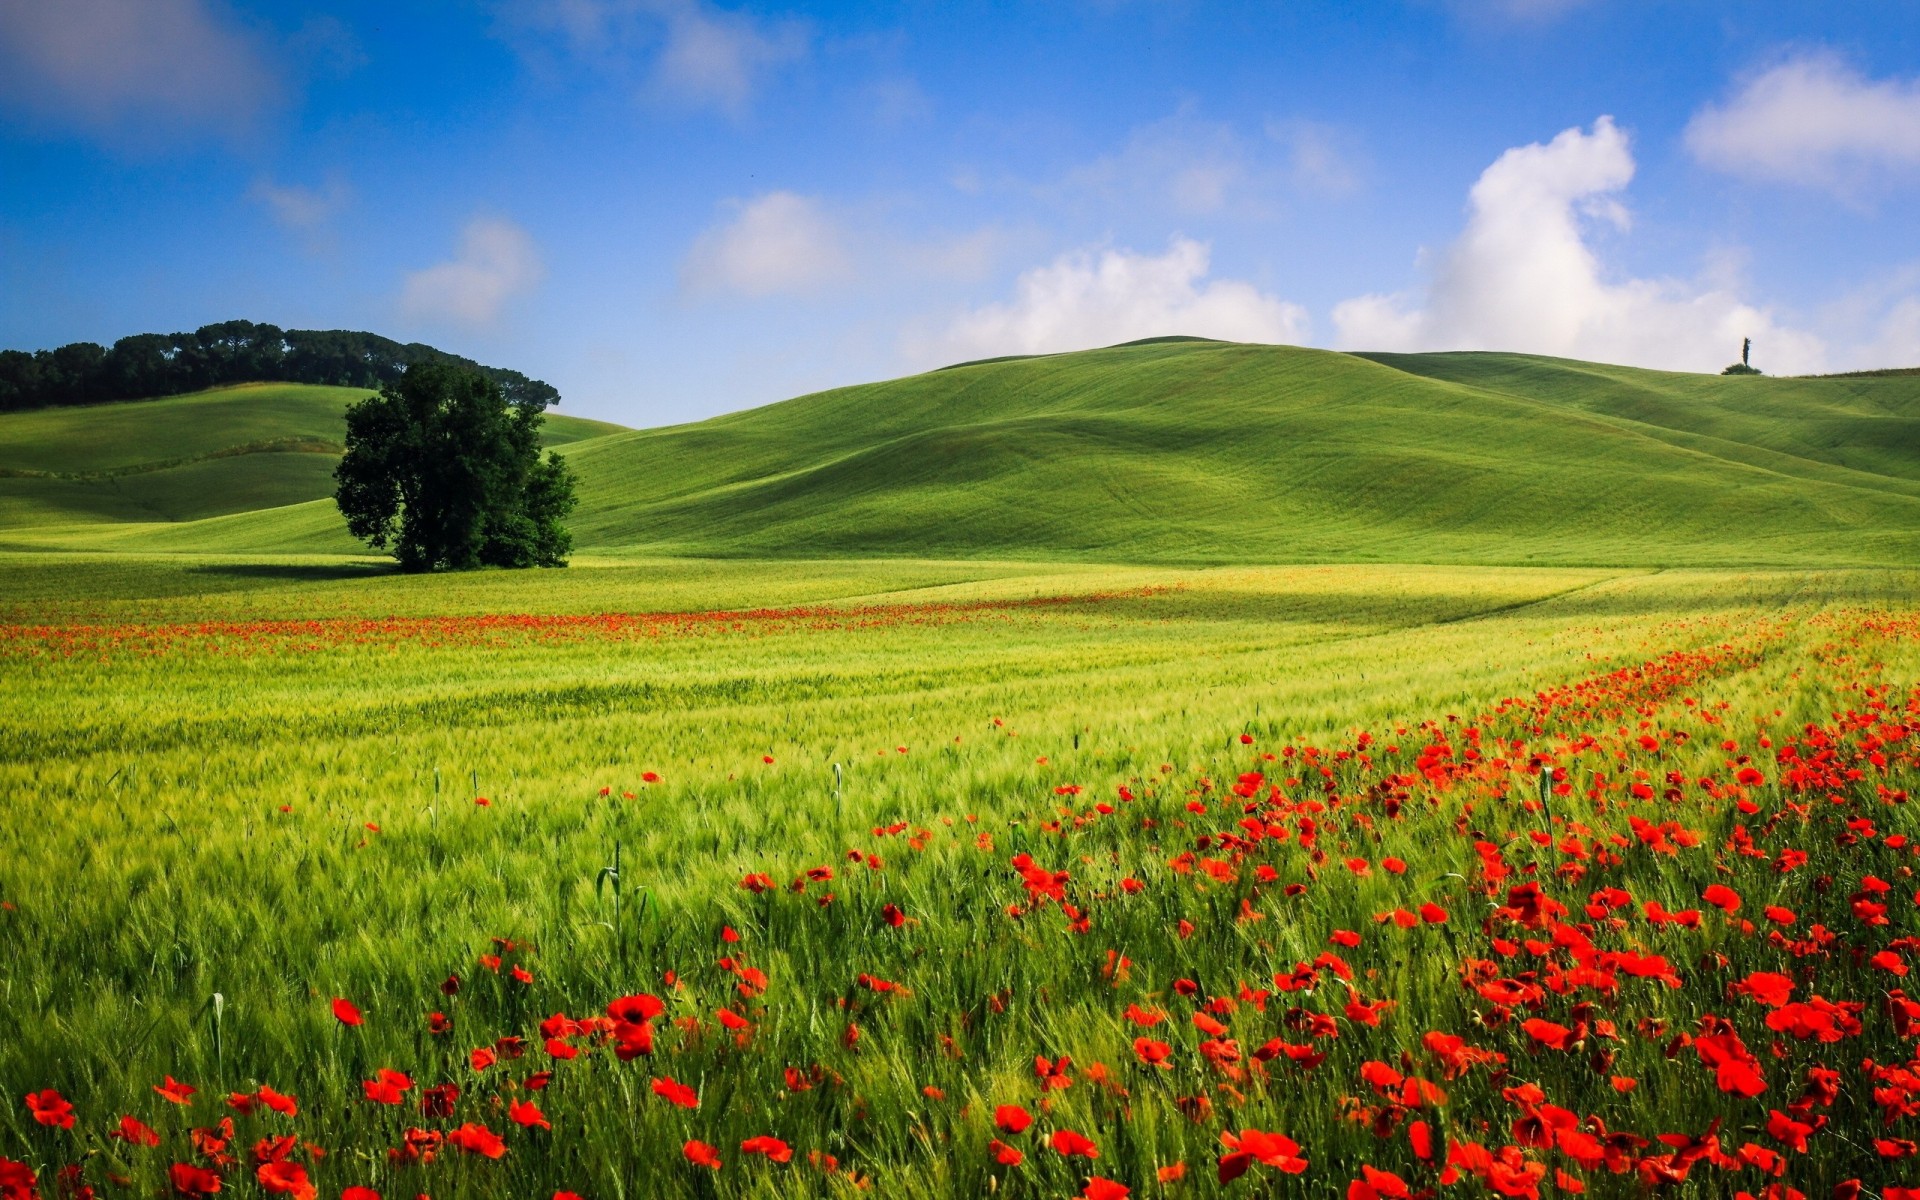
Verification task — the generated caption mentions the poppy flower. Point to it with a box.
[361,1069,413,1105]
[113,1114,161,1145]
[341,1189,381,1200]
[331,998,363,1027]
[421,1083,459,1117]
[1084,1178,1130,1199]
[24,1089,74,1129]
[507,1100,549,1130]
[989,1139,1023,1166]
[1051,1130,1099,1159]
[255,1162,315,1200]
[684,1140,721,1169]
[155,1076,197,1105]
[652,1078,699,1109]
[1218,1129,1308,1182]
[995,1105,1033,1134]
[168,1163,223,1196]
[1703,884,1742,914]
[1158,1163,1188,1182]
[1133,1038,1173,1068]
[256,1085,297,1117]
[741,1136,792,1164]
[446,1123,507,1159]
[1349,1165,1413,1200]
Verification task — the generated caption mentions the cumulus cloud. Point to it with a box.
[681,192,852,297]
[1686,53,1920,197]
[0,0,276,137]
[401,218,545,326]
[1332,117,1828,374]
[497,0,807,119]
[912,237,1308,365]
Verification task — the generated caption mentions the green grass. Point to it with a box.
[0,558,1914,1197]
[0,383,627,528]
[4,342,1915,565]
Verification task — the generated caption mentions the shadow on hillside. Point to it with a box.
[187,561,397,584]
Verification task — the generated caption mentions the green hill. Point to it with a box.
[0,383,627,529]
[3,341,1917,566]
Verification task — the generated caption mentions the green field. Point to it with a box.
[0,383,624,531]
[2,345,1917,1198]
[2,551,1917,1198]
[3,341,1918,564]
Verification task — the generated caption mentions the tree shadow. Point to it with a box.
[187,561,397,584]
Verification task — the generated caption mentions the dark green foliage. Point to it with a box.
[0,320,559,411]
[1721,362,1763,375]
[333,364,577,572]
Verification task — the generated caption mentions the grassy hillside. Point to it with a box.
[0,383,627,527]
[3,342,1916,565]
[550,339,1920,565]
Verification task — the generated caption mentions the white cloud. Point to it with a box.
[1686,53,1920,197]
[651,0,805,118]
[681,192,852,297]
[401,218,545,326]
[496,0,806,119]
[912,237,1308,365]
[681,191,1013,298]
[1332,117,1828,374]
[0,0,276,136]
[1054,115,1254,218]
[1452,0,1590,21]
[249,176,350,232]
[1265,118,1363,198]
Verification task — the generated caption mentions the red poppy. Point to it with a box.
[361,1069,413,1105]
[989,1139,1023,1166]
[1133,1038,1173,1068]
[684,1140,722,1169]
[652,1077,699,1108]
[24,1089,74,1129]
[112,1114,161,1146]
[994,1105,1033,1134]
[446,1123,507,1159]
[168,1163,223,1197]
[741,1136,792,1164]
[1084,1178,1130,1200]
[331,998,363,1027]
[1158,1163,1188,1182]
[155,1076,197,1105]
[255,1162,315,1200]
[1349,1165,1412,1200]
[1703,884,1742,914]
[256,1085,297,1117]
[1218,1129,1308,1182]
[1051,1129,1099,1159]
[507,1100,549,1130]
[341,1189,381,1200]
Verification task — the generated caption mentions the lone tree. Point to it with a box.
[333,363,578,571]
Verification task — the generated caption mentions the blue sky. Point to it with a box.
[2,0,1918,425]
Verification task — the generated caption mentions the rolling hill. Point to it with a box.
[0,383,626,531]
[3,340,1917,566]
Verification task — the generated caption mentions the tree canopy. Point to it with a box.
[333,364,578,572]
[0,320,559,412]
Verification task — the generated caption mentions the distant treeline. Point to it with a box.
[0,320,560,412]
